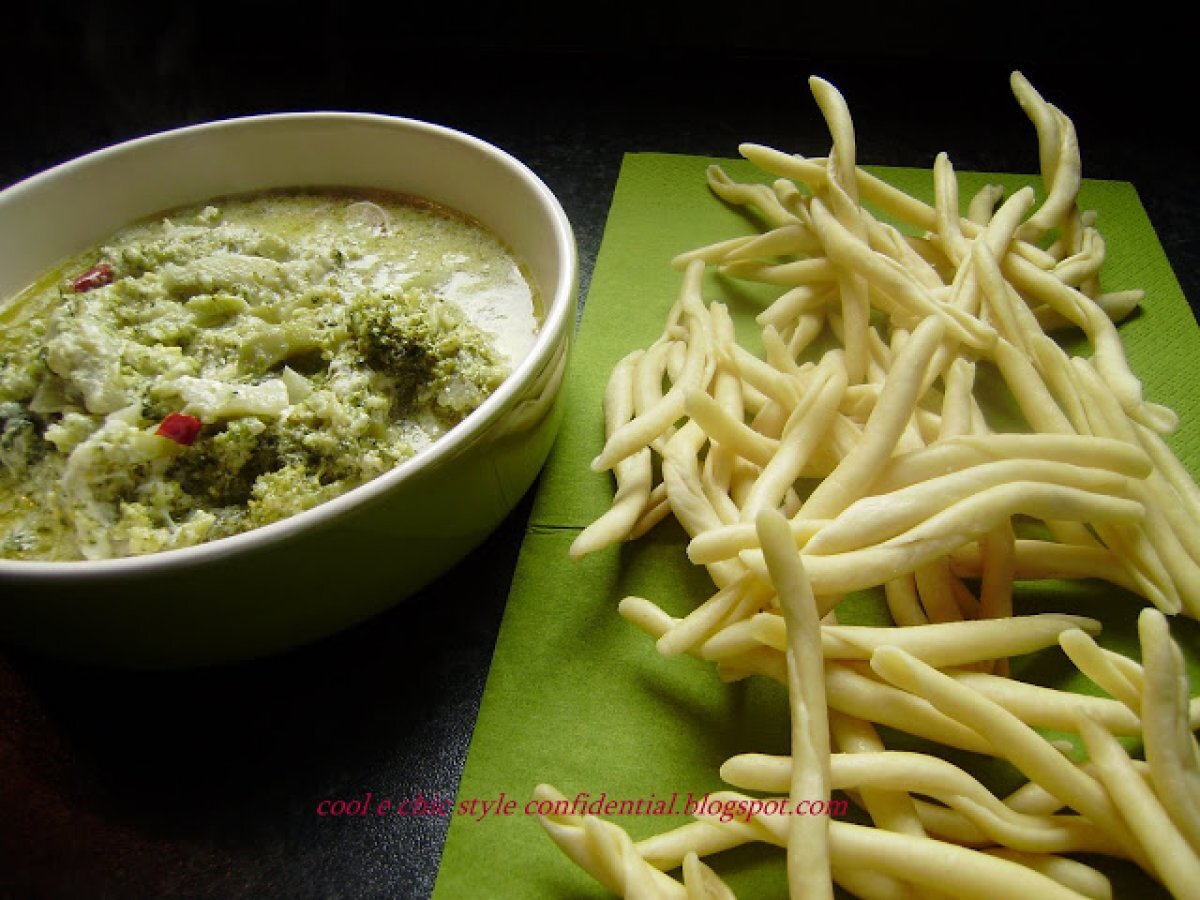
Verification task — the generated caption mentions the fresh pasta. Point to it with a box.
[540,72,1200,898]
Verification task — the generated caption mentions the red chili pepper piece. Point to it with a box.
[155,412,203,446]
[71,262,114,293]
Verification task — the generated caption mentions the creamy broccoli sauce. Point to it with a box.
[0,189,540,561]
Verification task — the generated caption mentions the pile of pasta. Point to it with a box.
[535,73,1200,898]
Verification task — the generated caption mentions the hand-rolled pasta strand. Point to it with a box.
[634,339,681,455]
[1068,355,1200,614]
[1009,72,1082,243]
[799,314,947,520]
[620,597,1000,758]
[823,662,993,755]
[883,574,930,627]
[751,613,1101,669]
[868,646,1149,869]
[727,222,824,262]
[932,152,971,267]
[656,573,773,659]
[980,849,1111,900]
[739,354,847,520]
[757,508,834,900]
[683,389,779,469]
[948,538,1136,593]
[635,813,777,873]
[1135,419,1200,524]
[691,798,1098,900]
[819,181,873,385]
[1051,227,1105,289]
[945,668,1151,737]
[872,433,1152,493]
[850,835,1095,900]
[736,141,1061,273]
[828,711,927,842]
[1009,72,1061,205]
[619,595,789,686]
[1004,251,1177,434]
[1138,607,1200,853]
[1035,289,1142,331]
[808,197,995,351]
[661,422,745,590]
[966,183,1006,225]
[705,163,800,230]
[722,341,805,409]
[533,783,688,898]
[975,517,1016,675]
[802,459,1140,557]
[670,233,757,268]
[591,259,715,473]
[756,283,834,330]
[721,750,1124,856]
[570,350,653,559]
[681,852,737,900]
[738,482,1145,595]
[629,482,672,540]
[1076,715,1200,900]
[719,255,839,289]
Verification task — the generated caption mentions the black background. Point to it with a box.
[2,3,1197,898]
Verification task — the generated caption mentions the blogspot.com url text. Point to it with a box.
[315,791,850,824]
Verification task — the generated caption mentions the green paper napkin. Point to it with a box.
[432,153,1200,898]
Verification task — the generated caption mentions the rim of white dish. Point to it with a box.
[0,111,577,580]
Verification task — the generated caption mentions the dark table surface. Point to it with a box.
[3,5,1198,898]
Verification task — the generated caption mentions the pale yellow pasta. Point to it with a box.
[758,509,833,899]
[872,434,1152,493]
[803,459,1139,556]
[723,750,1123,856]
[534,784,689,897]
[1077,716,1200,899]
[828,711,926,839]
[629,482,673,540]
[719,256,837,287]
[569,351,653,559]
[869,646,1147,866]
[684,389,779,468]
[932,153,971,267]
[704,164,797,229]
[1058,627,1146,712]
[740,356,846,519]
[544,71,1200,900]
[752,613,1101,668]
[656,573,773,659]
[980,849,1111,900]
[966,183,1005,226]
[883,574,929,627]
[800,315,947,519]
[946,669,1146,736]
[826,820,1090,900]
[591,260,714,473]
[757,283,834,329]
[1138,608,1200,853]
[681,852,738,900]
[948,538,1135,592]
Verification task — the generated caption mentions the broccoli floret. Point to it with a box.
[347,291,437,411]
[168,416,279,508]
[109,501,215,556]
[0,405,44,477]
[346,290,507,422]
[0,348,49,404]
[2,530,37,555]
[244,462,343,528]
